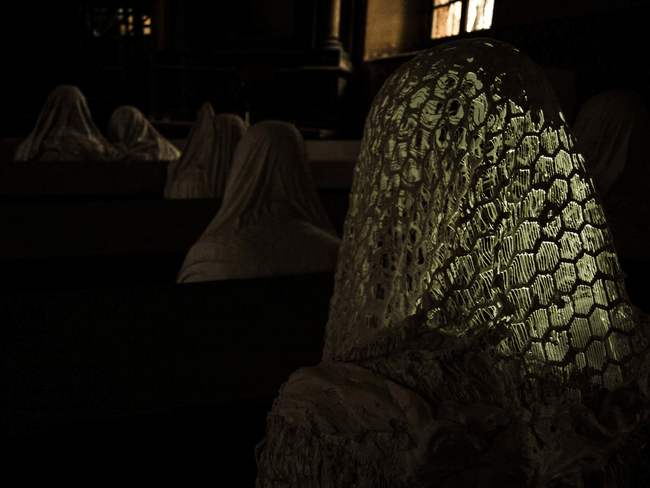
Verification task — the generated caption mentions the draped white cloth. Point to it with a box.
[106,105,181,162]
[255,39,650,487]
[573,90,647,196]
[164,104,246,199]
[573,90,650,261]
[14,85,124,161]
[177,121,341,282]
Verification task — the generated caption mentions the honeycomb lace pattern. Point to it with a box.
[323,39,647,404]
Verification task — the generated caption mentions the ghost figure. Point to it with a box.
[255,39,650,488]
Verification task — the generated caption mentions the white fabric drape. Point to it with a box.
[106,105,180,161]
[573,90,650,261]
[177,120,340,282]
[14,85,123,161]
[573,90,644,196]
[164,104,246,198]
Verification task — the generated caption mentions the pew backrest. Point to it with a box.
[0,273,334,437]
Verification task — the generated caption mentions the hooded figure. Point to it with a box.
[573,90,650,262]
[255,39,650,487]
[14,85,123,161]
[164,104,246,198]
[106,105,181,161]
[177,120,341,282]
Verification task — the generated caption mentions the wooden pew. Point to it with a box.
[0,198,220,259]
[0,198,220,295]
[0,137,23,161]
[0,158,168,196]
[0,139,359,195]
[0,273,334,482]
[0,189,349,295]
[0,158,356,194]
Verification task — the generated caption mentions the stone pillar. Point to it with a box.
[319,0,343,51]
[152,0,167,51]
[301,0,355,136]
[312,0,351,69]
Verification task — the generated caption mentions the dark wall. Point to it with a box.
[2,6,82,136]
[359,1,650,131]
[495,6,650,122]
[493,0,644,26]
[185,0,306,51]
[1,1,323,137]
[4,1,649,139]
[2,3,160,137]
[364,0,429,61]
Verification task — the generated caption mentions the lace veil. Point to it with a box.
[322,39,647,404]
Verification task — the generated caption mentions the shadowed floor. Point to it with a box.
[4,397,274,485]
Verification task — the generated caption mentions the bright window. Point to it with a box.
[466,0,495,32]
[432,0,495,39]
[432,1,462,39]
[80,7,151,38]
[143,15,152,36]
[119,9,152,36]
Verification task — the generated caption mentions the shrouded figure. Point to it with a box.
[573,90,650,263]
[106,105,181,161]
[177,120,341,282]
[255,39,650,487]
[164,103,246,198]
[14,85,124,161]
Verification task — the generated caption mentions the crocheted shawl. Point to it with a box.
[255,39,650,487]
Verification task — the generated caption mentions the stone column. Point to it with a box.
[319,0,343,50]
[152,0,167,51]
[303,0,354,136]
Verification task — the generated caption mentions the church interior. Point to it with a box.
[1,0,650,484]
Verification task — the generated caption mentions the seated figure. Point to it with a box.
[177,120,341,282]
[573,90,650,263]
[14,85,123,161]
[106,105,181,161]
[164,103,246,199]
[254,39,650,487]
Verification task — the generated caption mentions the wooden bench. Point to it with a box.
[0,158,355,193]
[0,189,350,295]
[0,272,333,436]
[0,138,359,194]
[0,158,168,196]
[0,198,220,295]
[0,273,334,482]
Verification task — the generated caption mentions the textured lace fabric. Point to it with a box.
[255,39,650,487]
[322,39,648,406]
[14,85,124,161]
[107,105,181,161]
